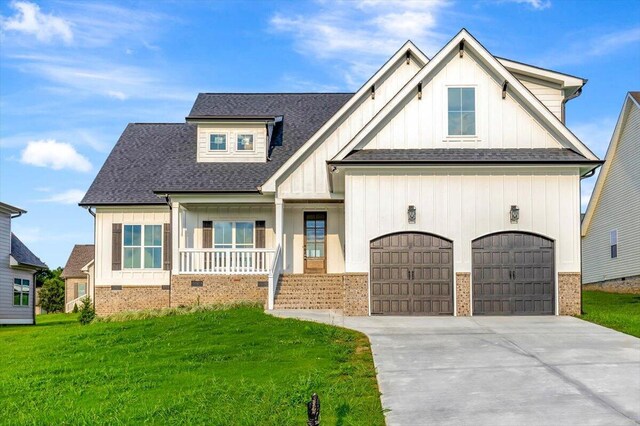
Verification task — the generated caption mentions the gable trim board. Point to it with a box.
[582,92,640,236]
[330,29,598,167]
[259,41,429,193]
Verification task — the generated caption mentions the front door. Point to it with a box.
[304,212,327,274]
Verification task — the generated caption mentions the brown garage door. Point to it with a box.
[472,232,554,315]
[370,232,453,316]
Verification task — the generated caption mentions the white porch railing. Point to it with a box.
[179,248,276,274]
[267,245,283,310]
[65,296,85,313]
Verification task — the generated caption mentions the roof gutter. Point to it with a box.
[10,211,23,219]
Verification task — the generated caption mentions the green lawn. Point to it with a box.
[580,291,640,338]
[0,306,384,425]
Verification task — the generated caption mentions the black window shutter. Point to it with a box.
[203,221,213,248]
[112,223,122,271]
[255,220,265,248]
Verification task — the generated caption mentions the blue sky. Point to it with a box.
[1,0,639,268]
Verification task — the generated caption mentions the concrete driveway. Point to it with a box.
[272,311,640,426]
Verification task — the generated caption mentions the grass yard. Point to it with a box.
[0,306,384,425]
[580,291,640,338]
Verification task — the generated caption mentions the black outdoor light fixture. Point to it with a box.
[408,205,417,224]
[510,205,520,224]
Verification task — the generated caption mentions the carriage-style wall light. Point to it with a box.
[408,205,417,224]
[510,205,520,224]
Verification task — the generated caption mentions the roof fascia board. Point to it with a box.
[0,202,26,215]
[581,94,636,236]
[332,29,599,162]
[259,41,428,193]
[497,57,586,88]
[169,193,275,205]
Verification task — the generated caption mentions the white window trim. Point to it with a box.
[445,85,478,139]
[208,132,229,152]
[13,278,30,307]
[610,229,618,259]
[236,133,256,152]
[122,224,163,270]
[211,220,256,249]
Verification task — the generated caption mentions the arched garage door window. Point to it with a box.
[370,232,453,316]
[472,232,554,315]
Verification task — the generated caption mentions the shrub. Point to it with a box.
[78,297,96,325]
[38,271,65,313]
[72,303,79,314]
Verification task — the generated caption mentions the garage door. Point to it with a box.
[370,232,453,316]
[472,232,554,315]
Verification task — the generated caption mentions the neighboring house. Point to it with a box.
[61,244,95,312]
[582,92,640,291]
[0,202,48,325]
[80,29,601,317]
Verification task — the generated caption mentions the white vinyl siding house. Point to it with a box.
[582,93,640,285]
[0,202,47,325]
[82,30,600,317]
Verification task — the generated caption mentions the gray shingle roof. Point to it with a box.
[81,93,352,205]
[333,148,598,164]
[61,244,94,278]
[11,233,47,269]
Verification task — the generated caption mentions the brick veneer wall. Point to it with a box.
[95,286,170,316]
[343,273,369,316]
[455,273,471,316]
[171,274,268,308]
[583,275,640,294]
[558,273,581,316]
[65,277,87,305]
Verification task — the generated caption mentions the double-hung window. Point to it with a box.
[237,134,254,151]
[209,133,227,151]
[123,225,162,269]
[610,230,618,259]
[448,87,476,136]
[213,221,254,249]
[13,278,29,306]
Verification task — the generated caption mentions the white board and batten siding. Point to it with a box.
[197,122,267,163]
[95,207,170,287]
[344,168,582,274]
[277,58,422,199]
[180,204,275,249]
[0,212,34,324]
[359,51,564,151]
[582,103,640,283]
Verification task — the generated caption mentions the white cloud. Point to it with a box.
[1,1,73,43]
[37,189,86,205]
[571,117,616,159]
[20,139,92,172]
[270,0,450,89]
[499,0,551,10]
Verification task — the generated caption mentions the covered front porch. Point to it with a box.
[168,195,345,309]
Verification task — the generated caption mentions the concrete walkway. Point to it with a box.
[271,310,640,426]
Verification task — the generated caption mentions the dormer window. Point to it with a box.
[448,87,475,136]
[237,134,254,151]
[210,133,227,151]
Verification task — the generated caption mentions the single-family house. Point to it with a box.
[0,202,48,325]
[80,29,601,317]
[582,92,640,291]
[61,244,95,312]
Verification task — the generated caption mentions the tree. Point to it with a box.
[78,297,96,325]
[38,267,65,313]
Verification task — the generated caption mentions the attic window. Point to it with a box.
[447,87,475,136]
[209,134,227,151]
[237,134,254,151]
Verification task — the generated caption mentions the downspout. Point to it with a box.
[32,271,37,325]
[10,212,23,219]
[163,195,173,307]
[84,206,96,308]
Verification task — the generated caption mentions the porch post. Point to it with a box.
[171,201,180,275]
[275,198,284,249]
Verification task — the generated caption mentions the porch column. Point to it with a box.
[171,201,180,275]
[275,198,284,249]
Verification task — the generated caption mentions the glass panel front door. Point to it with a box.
[304,212,327,274]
